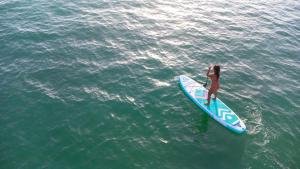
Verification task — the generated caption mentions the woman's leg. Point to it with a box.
[205,89,213,105]
[212,91,217,100]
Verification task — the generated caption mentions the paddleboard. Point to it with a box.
[179,75,246,134]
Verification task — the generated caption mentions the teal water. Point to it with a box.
[1,0,300,169]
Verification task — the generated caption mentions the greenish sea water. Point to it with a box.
[1,0,300,169]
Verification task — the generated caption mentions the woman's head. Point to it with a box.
[214,65,220,79]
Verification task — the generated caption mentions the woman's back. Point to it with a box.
[209,74,219,89]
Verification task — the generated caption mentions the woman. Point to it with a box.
[205,64,220,106]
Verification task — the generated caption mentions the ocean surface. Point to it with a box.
[1,0,300,169]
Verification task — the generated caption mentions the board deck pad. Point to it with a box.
[179,75,246,134]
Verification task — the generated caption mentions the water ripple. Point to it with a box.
[1,0,300,169]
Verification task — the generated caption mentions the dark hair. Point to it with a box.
[214,65,220,80]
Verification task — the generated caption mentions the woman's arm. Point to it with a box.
[206,65,213,77]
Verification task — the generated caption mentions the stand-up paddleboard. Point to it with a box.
[179,75,246,134]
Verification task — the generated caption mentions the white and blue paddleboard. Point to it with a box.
[179,75,246,134]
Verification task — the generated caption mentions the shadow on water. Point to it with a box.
[194,117,248,169]
[194,113,209,134]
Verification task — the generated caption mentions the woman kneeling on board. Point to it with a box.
[205,64,221,106]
